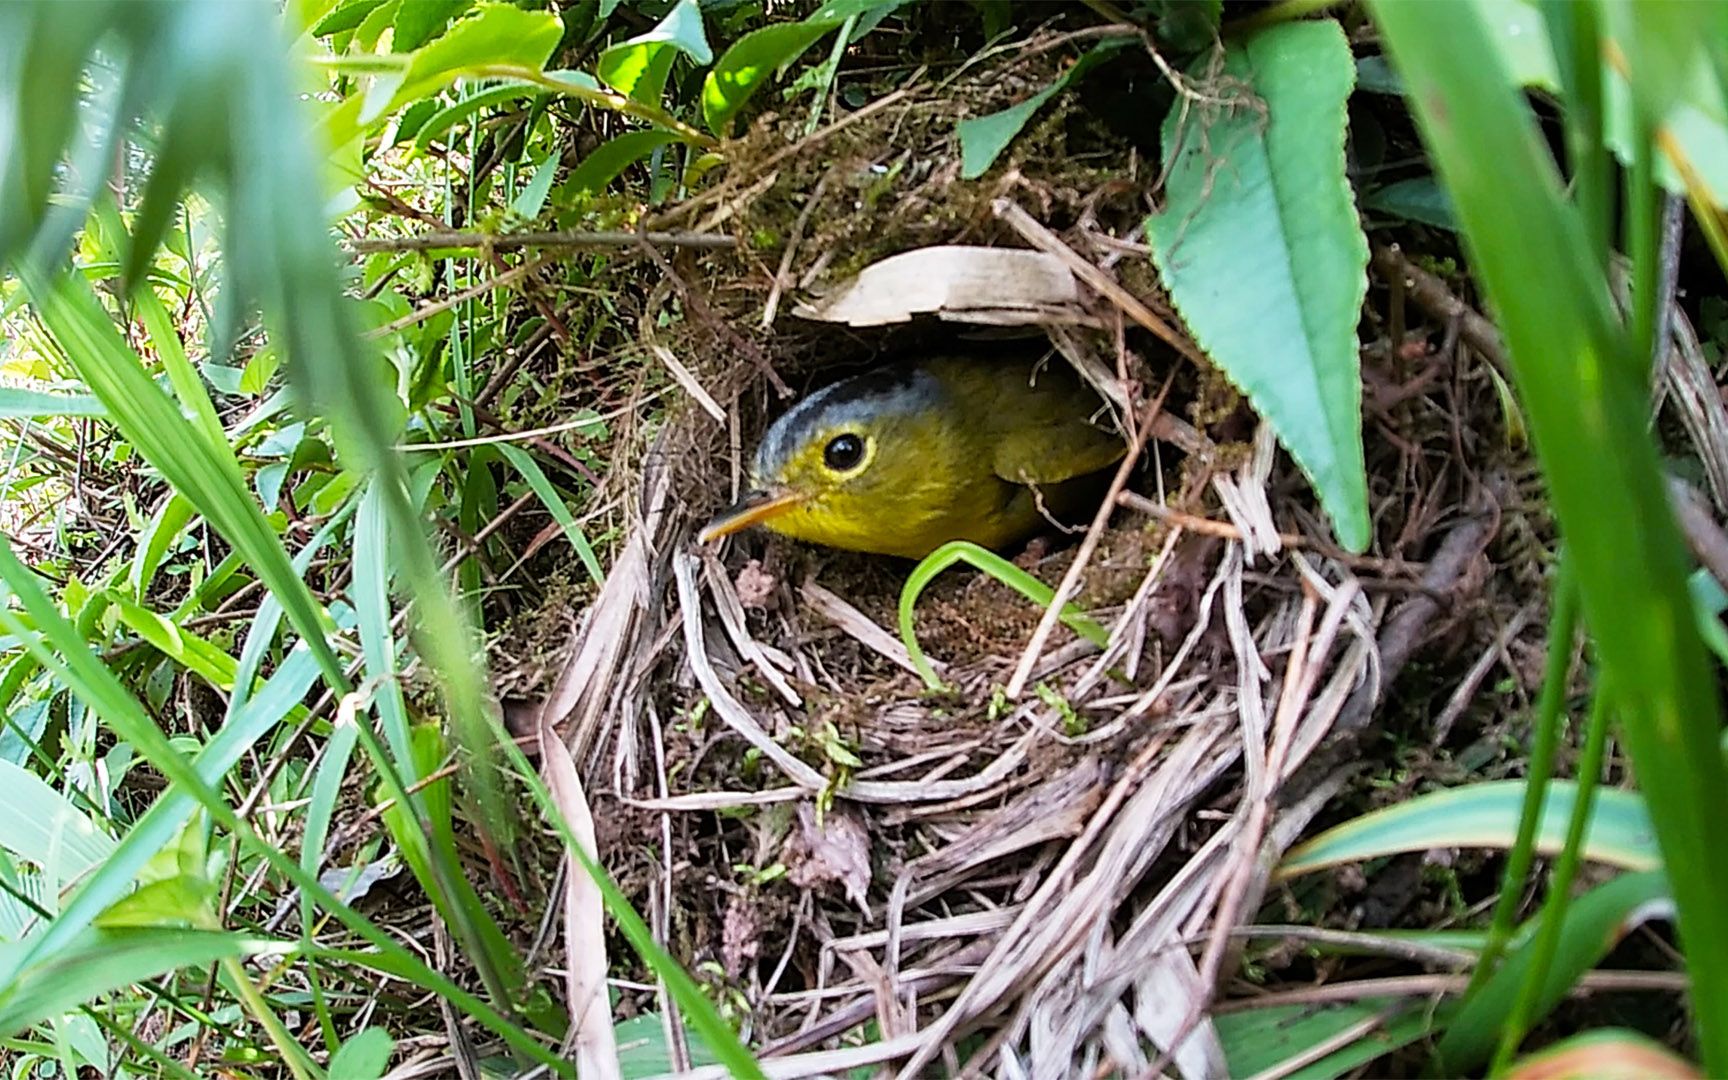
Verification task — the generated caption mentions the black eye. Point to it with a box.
[823,433,865,471]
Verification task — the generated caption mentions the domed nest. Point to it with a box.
[496,34,1527,1077]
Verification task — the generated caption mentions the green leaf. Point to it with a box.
[958,43,1123,180]
[130,493,196,601]
[391,0,470,52]
[1361,176,1456,230]
[597,0,711,105]
[0,388,106,418]
[1452,1,1728,209]
[1435,871,1672,1074]
[407,80,544,150]
[329,1026,395,1080]
[1146,19,1370,551]
[1277,780,1660,880]
[0,759,114,894]
[563,130,682,195]
[511,150,559,219]
[1216,998,1435,1080]
[1371,2,1728,1069]
[0,927,265,1038]
[362,3,564,124]
[702,21,838,135]
[494,443,603,585]
[312,0,391,37]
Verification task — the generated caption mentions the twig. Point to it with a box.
[343,229,737,254]
[365,257,550,338]
[1670,476,1728,592]
[1369,243,1508,375]
[1004,370,1173,698]
[994,198,1207,367]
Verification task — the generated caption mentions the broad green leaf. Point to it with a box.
[958,42,1124,180]
[1147,20,1370,551]
[702,21,839,135]
[1436,871,1672,1074]
[91,875,216,930]
[1278,781,1659,879]
[0,388,106,418]
[1216,998,1435,1080]
[0,760,114,894]
[597,0,711,105]
[563,131,682,195]
[330,1027,396,1080]
[0,928,265,1038]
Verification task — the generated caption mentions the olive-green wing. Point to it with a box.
[991,416,1126,486]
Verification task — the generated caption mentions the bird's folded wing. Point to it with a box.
[991,421,1126,486]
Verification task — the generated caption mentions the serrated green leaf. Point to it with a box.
[392,0,470,52]
[597,0,710,105]
[1277,781,1660,879]
[1147,19,1370,551]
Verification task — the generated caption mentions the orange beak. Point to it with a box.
[698,487,807,543]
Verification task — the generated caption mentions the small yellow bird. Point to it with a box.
[698,355,1126,558]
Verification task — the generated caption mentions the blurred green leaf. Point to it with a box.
[1361,176,1456,230]
[1216,998,1436,1080]
[0,388,106,418]
[0,760,114,895]
[597,0,711,105]
[329,1027,396,1080]
[0,928,264,1038]
[1148,20,1369,551]
[1373,2,1728,1068]
[1278,781,1660,879]
[1436,871,1672,1074]
[1505,1028,1702,1080]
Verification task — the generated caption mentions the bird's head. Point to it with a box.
[698,368,951,555]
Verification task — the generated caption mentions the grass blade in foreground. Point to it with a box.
[1370,3,1728,1070]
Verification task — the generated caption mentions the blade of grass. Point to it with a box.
[1370,4,1728,1070]
[898,540,1108,690]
